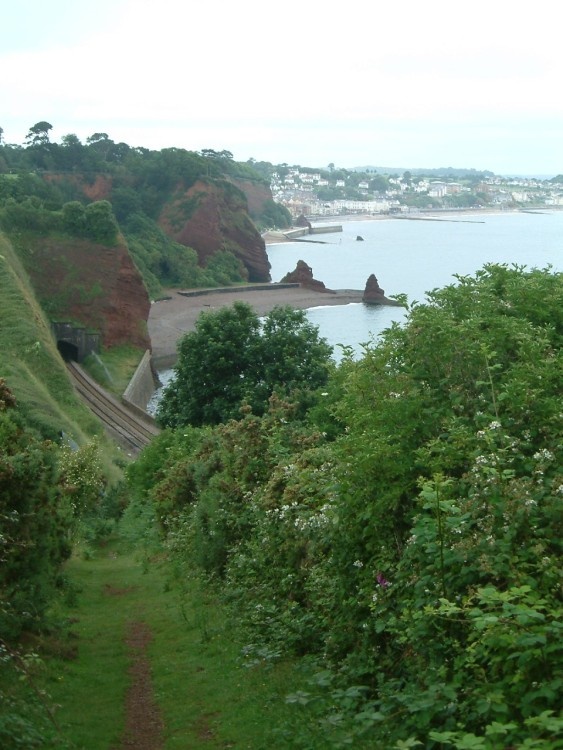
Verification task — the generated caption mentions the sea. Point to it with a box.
[267,210,562,359]
[148,210,562,413]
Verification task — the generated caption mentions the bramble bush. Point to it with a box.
[132,265,562,748]
[0,380,72,639]
[0,381,115,748]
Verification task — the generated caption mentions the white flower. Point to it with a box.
[489,420,502,430]
[533,449,554,462]
[353,559,364,568]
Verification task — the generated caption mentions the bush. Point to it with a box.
[157,302,333,428]
[0,381,72,639]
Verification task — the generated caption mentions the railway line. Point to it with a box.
[67,362,160,454]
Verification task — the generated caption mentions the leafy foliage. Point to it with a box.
[0,130,281,294]
[157,302,333,427]
[0,381,71,639]
[134,264,562,748]
[0,375,111,642]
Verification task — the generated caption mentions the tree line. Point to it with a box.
[0,122,292,297]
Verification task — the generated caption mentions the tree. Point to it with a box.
[369,174,389,193]
[83,200,119,244]
[58,133,86,171]
[86,132,114,163]
[25,121,53,146]
[158,301,261,427]
[201,148,233,161]
[259,305,333,402]
[157,302,333,428]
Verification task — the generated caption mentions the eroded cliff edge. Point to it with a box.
[158,179,271,282]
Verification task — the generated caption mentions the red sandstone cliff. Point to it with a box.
[42,173,271,283]
[44,173,114,202]
[22,234,151,350]
[158,179,271,282]
[229,177,272,219]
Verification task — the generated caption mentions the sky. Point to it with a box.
[2,0,561,176]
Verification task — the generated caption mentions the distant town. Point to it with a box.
[268,166,563,219]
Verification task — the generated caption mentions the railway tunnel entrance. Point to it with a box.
[57,340,80,362]
[51,322,100,363]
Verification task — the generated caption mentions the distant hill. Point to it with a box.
[350,166,495,178]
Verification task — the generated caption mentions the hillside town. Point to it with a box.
[269,167,563,219]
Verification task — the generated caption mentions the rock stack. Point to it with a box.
[281,260,335,293]
[362,274,401,305]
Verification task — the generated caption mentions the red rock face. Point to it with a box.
[44,173,113,202]
[158,180,271,282]
[363,273,386,301]
[23,235,151,350]
[229,177,272,219]
[362,274,401,306]
[281,260,335,293]
[102,243,152,349]
[294,215,312,229]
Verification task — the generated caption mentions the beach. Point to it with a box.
[149,208,541,368]
[149,286,364,368]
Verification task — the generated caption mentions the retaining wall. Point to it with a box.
[122,349,159,413]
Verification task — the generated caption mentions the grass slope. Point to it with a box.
[0,231,101,440]
[0,231,130,487]
[42,524,306,749]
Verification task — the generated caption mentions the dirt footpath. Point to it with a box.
[148,286,364,368]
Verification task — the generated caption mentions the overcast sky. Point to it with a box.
[2,0,561,176]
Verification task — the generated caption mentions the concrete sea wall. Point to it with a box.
[122,349,159,413]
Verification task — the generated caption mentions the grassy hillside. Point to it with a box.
[0,231,118,452]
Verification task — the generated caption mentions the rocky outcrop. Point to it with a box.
[362,274,402,306]
[44,173,113,202]
[21,234,151,350]
[44,173,272,283]
[229,177,272,219]
[158,179,271,282]
[280,260,335,293]
[294,215,312,230]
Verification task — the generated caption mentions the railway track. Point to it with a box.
[67,362,160,454]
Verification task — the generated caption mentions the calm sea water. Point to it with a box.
[148,211,562,412]
[267,211,563,357]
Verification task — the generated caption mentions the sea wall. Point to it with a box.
[309,225,343,235]
[122,349,159,413]
[178,283,299,298]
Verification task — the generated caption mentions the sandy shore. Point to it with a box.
[149,286,364,368]
[150,208,541,367]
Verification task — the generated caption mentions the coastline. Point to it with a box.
[149,286,364,369]
[150,207,561,369]
[262,207,558,245]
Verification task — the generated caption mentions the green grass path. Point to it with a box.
[43,537,302,749]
